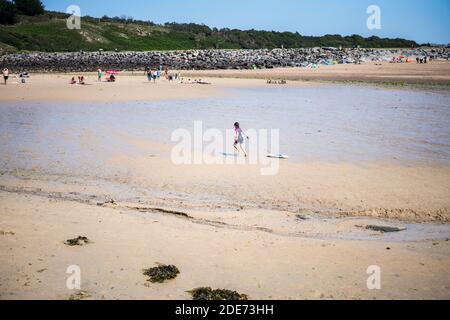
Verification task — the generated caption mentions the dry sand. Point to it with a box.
[1,61,449,103]
[0,73,222,102]
[1,190,449,300]
[183,60,450,85]
[0,62,449,300]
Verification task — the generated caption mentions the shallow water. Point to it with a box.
[1,85,450,242]
[1,84,449,176]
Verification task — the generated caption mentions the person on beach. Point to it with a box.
[70,76,77,84]
[97,68,103,81]
[19,72,29,84]
[3,68,9,85]
[233,122,249,157]
[147,69,153,82]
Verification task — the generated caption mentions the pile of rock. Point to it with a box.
[1,47,448,72]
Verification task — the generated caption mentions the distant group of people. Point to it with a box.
[267,79,287,85]
[390,57,411,63]
[70,75,86,85]
[66,66,205,86]
[1,66,213,87]
[387,55,436,64]
[69,69,118,84]
[145,68,159,82]
[2,68,31,85]
[144,67,212,85]
[98,69,116,82]
[145,66,181,83]
[180,78,210,85]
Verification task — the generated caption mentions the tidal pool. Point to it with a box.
[1,84,449,176]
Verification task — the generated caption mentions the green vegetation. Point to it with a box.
[0,10,419,53]
[188,287,249,301]
[143,265,180,283]
[0,0,17,25]
[0,0,44,25]
[64,236,90,246]
[13,0,44,16]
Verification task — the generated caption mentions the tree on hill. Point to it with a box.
[13,0,44,16]
[0,0,17,25]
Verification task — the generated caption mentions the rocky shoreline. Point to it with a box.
[1,47,449,72]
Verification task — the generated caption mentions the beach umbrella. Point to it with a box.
[106,70,119,75]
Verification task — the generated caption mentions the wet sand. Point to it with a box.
[0,63,449,300]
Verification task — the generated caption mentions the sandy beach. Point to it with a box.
[1,61,449,103]
[182,61,450,85]
[1,189,449,300]
[0,62,449,300]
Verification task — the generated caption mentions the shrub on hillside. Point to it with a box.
[0,0,16,25]
[13,0,44,16]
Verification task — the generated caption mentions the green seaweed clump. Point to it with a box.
[189,287,249,301]
[143,264,180,283]
[68,291,91,300]
[64,236,90,246]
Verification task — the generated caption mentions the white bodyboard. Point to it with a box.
[267,153,289,159]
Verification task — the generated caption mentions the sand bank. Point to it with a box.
[1,61,450,103]
[0,73,223,102]
[182,61,450,85]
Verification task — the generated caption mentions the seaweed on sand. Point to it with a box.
[64,236,90,246]
[143,264,180,283]
[68,291,91,300]
[365,225,406,233]
[97,199,117,206]
[188,287,249,301]
[295,215,309,221]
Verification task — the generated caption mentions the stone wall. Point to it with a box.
[1,48,448,72]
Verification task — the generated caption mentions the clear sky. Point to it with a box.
[42,0,450,44]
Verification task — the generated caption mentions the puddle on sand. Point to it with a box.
[192,210,450,242]
[303,216,450,242]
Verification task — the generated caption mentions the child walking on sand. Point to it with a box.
[234,122,249,157]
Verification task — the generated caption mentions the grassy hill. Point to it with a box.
[0,11,419,54]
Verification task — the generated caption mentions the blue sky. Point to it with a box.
[43,0,450,44]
